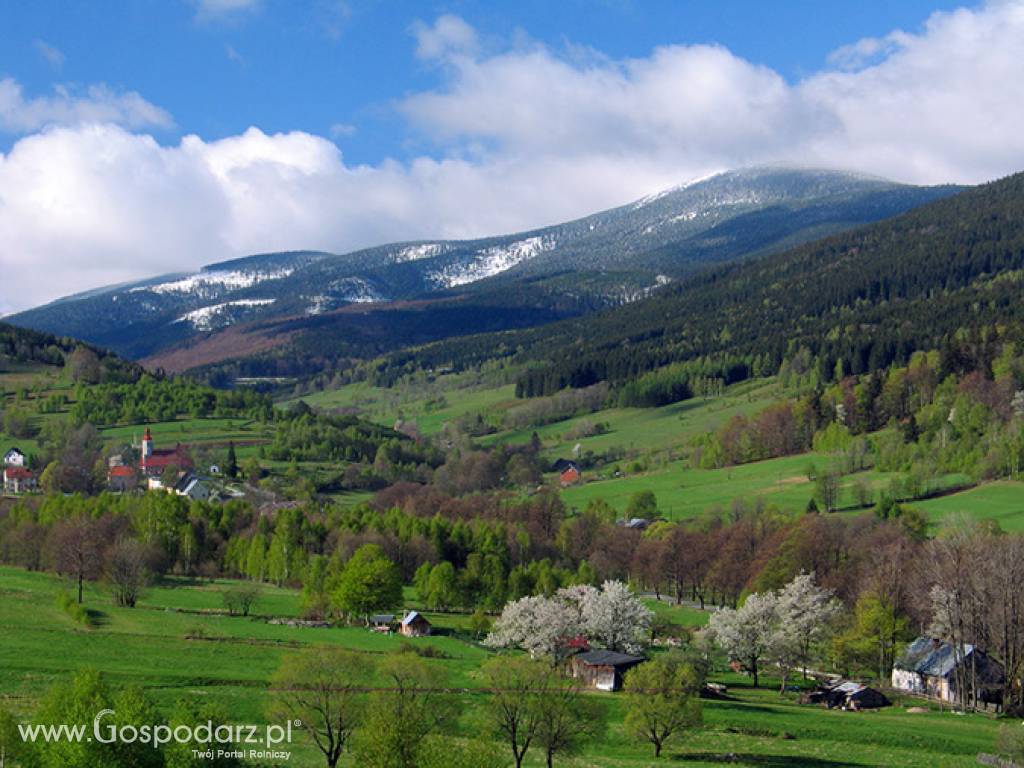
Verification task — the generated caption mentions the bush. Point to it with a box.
[56,590,91,626]
[222,585,261,616]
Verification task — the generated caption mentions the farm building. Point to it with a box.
[892,637,1005,706]
[3,466,36,494]
[107,465,137,492]
[399,611,431,637]
[3,447,26,467]
[173,472,212,501]
[567,650,645,691]
[805,680,890,710]
[370,614,396,633]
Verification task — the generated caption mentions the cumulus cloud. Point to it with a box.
[3,2,1024,314]
[0,79,173,133]
[411,14,479,61]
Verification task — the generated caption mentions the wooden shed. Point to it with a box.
[399,610,431,637]
[567,650,645,691]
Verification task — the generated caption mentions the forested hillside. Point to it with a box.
[373,171,1024,396]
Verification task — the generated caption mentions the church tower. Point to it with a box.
[141,427,153,461]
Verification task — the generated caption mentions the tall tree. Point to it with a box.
[268,647,370,768]
[623,653,703,758]
[331,544,403,623]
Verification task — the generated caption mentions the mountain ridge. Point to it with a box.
[9,167,962,371]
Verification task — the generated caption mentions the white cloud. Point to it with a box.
[411,14,479,61]
[0,79,173,133]
[3,2,1024,315]
[194,0,260,21]
[34,40,66,70]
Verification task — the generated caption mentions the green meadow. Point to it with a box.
[0,565,1005,767]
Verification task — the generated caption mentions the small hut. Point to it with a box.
[399,611,432,637]
[369,614,396,633]
[567,650,645,691]
[805,680,890,710]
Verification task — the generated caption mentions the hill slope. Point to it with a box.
[373,170,1024,394]
[9,168,958,367]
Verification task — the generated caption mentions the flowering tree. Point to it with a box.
[581,580,652,654]
[707,591,779,688]
[484,595,580,658]
[775,572,841,685]
[486,580,651,658]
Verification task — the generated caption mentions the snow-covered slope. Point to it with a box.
[9,167,961,361]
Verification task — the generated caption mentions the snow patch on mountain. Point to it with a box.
[393,243,444,263]
[136,268,294,296]
[173,299,276,330]
[428,235,556,288]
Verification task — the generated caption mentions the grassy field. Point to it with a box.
[913,480,1024,532]
[0,565,1006,767]
[484,379,788,460]
[286,378,519,436]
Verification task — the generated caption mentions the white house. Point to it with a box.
[892,637,1005,706]
[3,448,26,467]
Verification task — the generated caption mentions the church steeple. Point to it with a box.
[141,427,153,461]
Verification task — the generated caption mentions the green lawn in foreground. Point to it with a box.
[0,566,1004,767]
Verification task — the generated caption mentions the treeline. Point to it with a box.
[72,374,273,425]
[0,322,139,380]
[688,339,1024,499]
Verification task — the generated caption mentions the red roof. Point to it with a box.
[4,467,33,479]
[109,465,135,477]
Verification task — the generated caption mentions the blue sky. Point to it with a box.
[2,0,968,163]
[2,0,1023,313]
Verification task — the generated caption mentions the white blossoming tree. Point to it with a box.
[707,590,779,688]
[775,572,841,686]
[485,580,651,658]
[483,595,580,658]
[582,580,652,654]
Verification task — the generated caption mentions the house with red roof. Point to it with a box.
[3,466,36,494]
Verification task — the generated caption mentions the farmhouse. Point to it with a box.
[139,427,193,479]
[399,611,431,637]
[370,614,396,633]
[3,466,36,494]
[567,650,646,691]
[173,472,212,501]
[3,447,26,467]
[805,680,890,710]
[107,465,137,492]
[552,458,582,486]
[892,637,1006,706]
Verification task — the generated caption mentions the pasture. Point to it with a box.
[0,566,1005,767]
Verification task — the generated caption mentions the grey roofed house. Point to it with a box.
[568,650,646,691]
[173,472,211,501]
[370,614,396,625]
[892,637,1005,705]
[806,680,890,710]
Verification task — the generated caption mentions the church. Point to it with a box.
[139,427,193,480]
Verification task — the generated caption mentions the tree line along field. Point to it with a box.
[0,565,1004,768]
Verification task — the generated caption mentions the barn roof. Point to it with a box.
[370,614,395,624]
[575,650,645,668]
[895,637,977,679]
[401,610,428,626]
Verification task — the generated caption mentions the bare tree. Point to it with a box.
[269,647,370,768]
[49,517,102,604]
[106,538,149,608]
